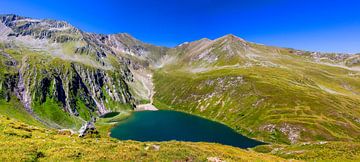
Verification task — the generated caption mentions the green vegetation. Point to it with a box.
[254,142,360,161]
[32,97,82,129]
[153,37,360,144]
[0,115,286,161]
[0,98,44,127]
[0,47,134,128]
[95,111,132,137]
[1,15,360,161]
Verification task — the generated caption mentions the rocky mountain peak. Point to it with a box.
[109,33,142,46]
[0,14,81,44]
[1,14,74,30]
[0,14,26,24]
[216,34,246,43]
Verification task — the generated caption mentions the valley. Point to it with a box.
[0,14,360,161]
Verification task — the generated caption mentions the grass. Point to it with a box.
[0,98,44,127]
[253,141,360,161]
[1,102,360,161]
[153,48,360,144]
[0,114,287,161]
[32,97,83,129]
[95,111,132,137]
[75,99,93,121]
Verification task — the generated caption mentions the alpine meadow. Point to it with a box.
[1,1,360,161]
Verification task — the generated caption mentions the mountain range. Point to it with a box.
[1,14,360,161]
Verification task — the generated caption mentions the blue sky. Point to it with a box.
[1,0,360,53]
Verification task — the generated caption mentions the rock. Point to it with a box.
[279,123,304,144]
[207,157,224,162]
[78,119,96,137]
[260,124,276,133]
[144,144,160,151]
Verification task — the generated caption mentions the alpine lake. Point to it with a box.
[108,110,264,148]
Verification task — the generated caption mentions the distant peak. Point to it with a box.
[108,33,144,45]
[111,33,139,41]
[199,38,211,42]
[0,14,19,17]
[177,41,189,47]
[195,38,212,44]
[218,34,246,42]
[225,34,236,37]
[114,33,132,37]
[0,14,26,22]
[176,38,212,48]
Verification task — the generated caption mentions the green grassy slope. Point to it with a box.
[254,141,360,161]
[0,98,44,127]
[153,36,360,144]
[0,115,286,161]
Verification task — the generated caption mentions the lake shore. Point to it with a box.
[134,104,159,111]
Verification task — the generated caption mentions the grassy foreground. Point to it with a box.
[0,114,286,161]
[2,108,360,161]
[254,141,360,162]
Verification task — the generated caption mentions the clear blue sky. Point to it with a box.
[1,0,360,53]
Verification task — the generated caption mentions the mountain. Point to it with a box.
[1,14,360,161]
[153,34,360,144]
[0,14,165,128]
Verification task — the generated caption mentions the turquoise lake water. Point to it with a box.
[110,110,264,148]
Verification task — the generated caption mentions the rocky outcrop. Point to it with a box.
[1,14,81,43]
[26,57,134,113]
[345,54,360,67]
[78,117,96,137]
[0,51,136,128]
[1,74,18,102]
[0,14,155,129]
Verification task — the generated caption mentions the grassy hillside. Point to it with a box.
[0,114,286,161]
[254,141,360,161]
[2,109,360,161]
[153,36,360,144]
[0,98,44,127]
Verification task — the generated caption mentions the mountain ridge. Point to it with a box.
[0,14,360,145]
[2,14,358,57]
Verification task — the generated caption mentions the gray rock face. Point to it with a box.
[1,14,80,43]
[78,118,96,137]
[0,14,162,129]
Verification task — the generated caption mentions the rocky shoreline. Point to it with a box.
[134,104,158,111]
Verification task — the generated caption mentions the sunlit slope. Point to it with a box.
[0,115,286,162]
[254,141,360,161]
[154,35,360,144]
